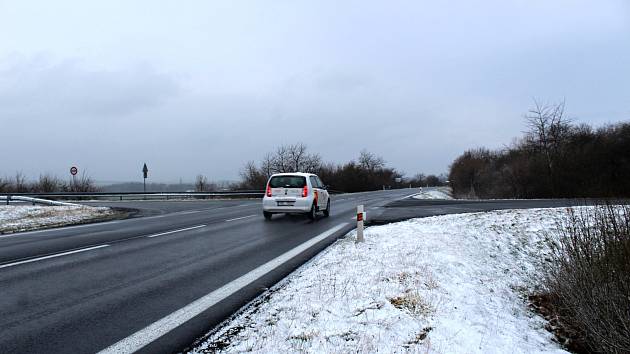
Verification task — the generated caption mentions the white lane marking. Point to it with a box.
[146,225,206,238]
[401,192,421,199]
[225,214,257,222]
[0,244,110,269]
[98,223,349,354]
[143,203,258,219]
[178,210,203,215]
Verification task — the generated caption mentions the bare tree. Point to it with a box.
[359,149,385,171]
[195,174,208,192]
[260,152,274,178]
[70,171,98,192]
[0,176,12,192]
[239,161,267,189]
[525,99,571,196]
[274,145,290,173]
[288,143,307,171]
[264,143,322,173]
[36,174,62,192]
[14,172,28,192]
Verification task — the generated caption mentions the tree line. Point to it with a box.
[449,101,630,198]
[237,143,446,193]
[0,172,99,193]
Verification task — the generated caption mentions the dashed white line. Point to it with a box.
[225,214,257,222]
[146,225,206,238]
[0,244,110,269]
[177,210,203,215]
[97,222,349,354]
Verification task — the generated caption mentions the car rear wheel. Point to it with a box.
[323,200,330,217]
[263,211,272,220]
[307,203,316,220]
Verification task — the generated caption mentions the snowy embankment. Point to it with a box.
[191,208,571,354]
[0,205,117,234]
[412,187,453,200]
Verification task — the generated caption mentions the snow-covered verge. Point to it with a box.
[0,205,118,234]
[191,208,573,354]
[412,187,453,200]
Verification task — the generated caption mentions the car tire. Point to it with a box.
[307,203,316,220]
[323,200,330,217]
[263,211,272,220]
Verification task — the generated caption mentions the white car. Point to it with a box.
[262,172,330,220]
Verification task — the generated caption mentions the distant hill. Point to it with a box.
[100,182,195,193]
[99,180,238,192]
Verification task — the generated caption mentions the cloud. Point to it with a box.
[0,54,179,120]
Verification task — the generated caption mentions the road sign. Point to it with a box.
[70,166,78,176]
[142,163,148,194]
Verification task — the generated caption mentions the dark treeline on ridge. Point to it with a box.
[449,101,630,199]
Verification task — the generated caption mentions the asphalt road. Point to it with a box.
[0,189,586,354]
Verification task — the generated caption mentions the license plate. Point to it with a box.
[277,201,293,206]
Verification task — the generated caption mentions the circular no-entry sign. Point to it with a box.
[70,166,78,176]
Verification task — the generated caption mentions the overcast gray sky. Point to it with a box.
[1,1,629,183]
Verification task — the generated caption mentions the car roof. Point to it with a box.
[269,172,316,177]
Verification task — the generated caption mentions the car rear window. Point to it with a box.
[269,176,306,188]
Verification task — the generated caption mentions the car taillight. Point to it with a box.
[266,185,272,197]
[302,185,308,197]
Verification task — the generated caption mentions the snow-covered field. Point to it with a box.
[0,205,117,234]
[191,208,571,354]
[412,188,453,200]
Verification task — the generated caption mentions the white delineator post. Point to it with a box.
[356,205,365,243]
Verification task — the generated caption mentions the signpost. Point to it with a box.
[142,163,149,193]
[70,166,78,189]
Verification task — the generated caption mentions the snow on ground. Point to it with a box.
[412,187,453,200]
[0,205,117,234]
[191,208,572,354]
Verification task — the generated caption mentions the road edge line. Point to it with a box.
[97,222,349,354]
[0,244,110,269]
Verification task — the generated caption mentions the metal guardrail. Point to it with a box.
[0,191,265,203]
[0,195,81,206]
[0,189,347,204]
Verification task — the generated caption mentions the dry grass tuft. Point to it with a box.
[389,290,434,316]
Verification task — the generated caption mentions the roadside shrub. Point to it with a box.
[543,204,630,353]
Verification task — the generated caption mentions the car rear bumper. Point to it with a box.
[262,197,313,213]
